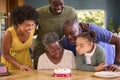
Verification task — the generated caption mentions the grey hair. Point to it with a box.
[63,18,79,27]
[42,32,59,47]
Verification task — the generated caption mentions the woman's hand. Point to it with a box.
[19,64,33,71]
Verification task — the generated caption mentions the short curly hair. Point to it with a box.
[10,4,39,27]
[42,32,59,47]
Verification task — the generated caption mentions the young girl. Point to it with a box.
[76,29,106,71]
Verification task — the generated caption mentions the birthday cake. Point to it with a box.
[53,68,71,77]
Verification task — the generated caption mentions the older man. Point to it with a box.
[61,19,120,71]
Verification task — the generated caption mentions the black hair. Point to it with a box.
[10,4,39,27]
[63,18,80,32]
[79,29,96,42]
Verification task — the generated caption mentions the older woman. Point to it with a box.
[37,32,76,69]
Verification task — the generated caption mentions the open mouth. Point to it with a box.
[56,9,62,13]
[25,30,31,34]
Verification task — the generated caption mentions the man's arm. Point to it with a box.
[109,35,120,65]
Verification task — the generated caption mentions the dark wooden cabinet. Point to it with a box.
[0,0,25,29]
[6,0,25,28]
[0,0,7,13]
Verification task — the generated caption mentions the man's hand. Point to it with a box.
[105,64,120,72]
[79,22,89,29]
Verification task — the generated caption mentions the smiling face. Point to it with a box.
[46,41,63,59]
[17,20,35,36]
[49,0,64,15]
[76,37,93,55]
[64,22,82,45]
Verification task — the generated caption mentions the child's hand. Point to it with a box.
[95,62,106,71]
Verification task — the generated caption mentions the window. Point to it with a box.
[76,10,105,28]
[0,13,7,31]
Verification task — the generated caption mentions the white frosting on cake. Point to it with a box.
[54,68,71,74]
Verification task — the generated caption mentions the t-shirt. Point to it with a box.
[37,5,78,39]
[84,44,96,64]
[37,49,76,69]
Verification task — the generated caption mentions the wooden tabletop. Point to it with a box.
[0,70,120,80]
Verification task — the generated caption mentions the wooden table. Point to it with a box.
[0,70,120,80]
